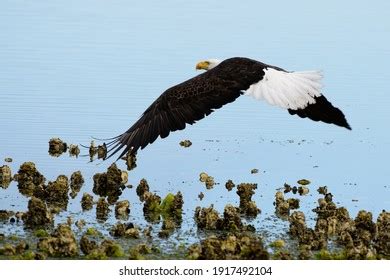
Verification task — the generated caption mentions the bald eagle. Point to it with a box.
[106,57,350,159]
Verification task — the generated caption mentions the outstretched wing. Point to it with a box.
[245,68,323,110]
[287,95,351,129]
[243,62,351,130]
[106,73,243,160]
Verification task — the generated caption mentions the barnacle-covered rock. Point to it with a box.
[0,210,14,222]
[115,200,130,220]
[100,239,124,258]
[14,241,29,255]
[194,204,250,231]
[68,144,80,158]
[354,210,377,247]
[0,244,16,256]
[96,198,110,221]
[48,138,67,157]
[286,198,300,210]
[375,211,390,256]
[81,193,94,211]
[187,233,269,260]
[274,191,290,216]
[37,224,78,257]
[121,171,128,185]
[289,211,307,237]
[199,172,215,189]
[0,165,12,189]
[244,201,261,217]
[283,183,292,193]
[88,141,98,162]
[136,179,150,201]
[179,140,192,148]
[317,186,328,195]
[122,150,137,171]
[133,243,152,255]
[298,186,309,196]
[225,179,235,191]
[159,219,176,238]
[70,171,84,199]
[298,228,327,251]
[297,179,311,185]
[325,193,333,203]
[274,191,299,217]
[45,175,69,209]
[79,235,98,255]
[22,197,53,228]
[143,192,161,223]
[84,239,124,259]
[97,143,107,160]
[236,183,260,216]
[93,163,126,204]
[313,198,338,220]
[325,207,352,236]
[110,222,140,239]
[221,205,243,231]
[289,209,327,251]
[194,205,221,230]
[14,162,46,197]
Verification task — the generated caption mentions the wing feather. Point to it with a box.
[247,68,323,110]
[105,73,242,160]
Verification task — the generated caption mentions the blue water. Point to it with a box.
[1,0,390,249]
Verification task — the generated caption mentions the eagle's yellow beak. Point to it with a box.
[196,61,210,70]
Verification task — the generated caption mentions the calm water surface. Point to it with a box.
[1,0,390,252]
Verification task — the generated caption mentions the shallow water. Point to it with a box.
[1,0,390,256]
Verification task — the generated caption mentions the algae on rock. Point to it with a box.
[37,224,78,257]
[187,233,269,260]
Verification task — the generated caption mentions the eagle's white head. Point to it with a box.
[195,59,222,71]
